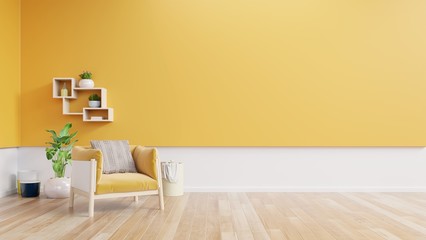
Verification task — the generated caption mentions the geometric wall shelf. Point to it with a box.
[83,108,114,122]
[53,77,114,122]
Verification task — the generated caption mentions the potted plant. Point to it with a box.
[78,70,94,88]
[88,93,101,108]
[44,122,78,198]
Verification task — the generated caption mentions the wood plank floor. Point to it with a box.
[1,193,426,239]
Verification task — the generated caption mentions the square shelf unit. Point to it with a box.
[83,108,114,122]
[53,77,114,122]
[53,78,77,99]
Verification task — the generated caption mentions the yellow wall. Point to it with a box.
[0,0,20,147]
[21,0,426,146]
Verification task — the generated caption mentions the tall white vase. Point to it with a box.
[44,177,70,198]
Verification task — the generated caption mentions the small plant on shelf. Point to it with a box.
[88,93,101,108]
[88,93,101,101]
[79,71,92,79]
[78,70,94,88]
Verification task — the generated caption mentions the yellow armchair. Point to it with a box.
[69,145,164,217]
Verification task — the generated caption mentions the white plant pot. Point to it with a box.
[79,79,94,88]
[44,177,70,199]
[89,100,101,108]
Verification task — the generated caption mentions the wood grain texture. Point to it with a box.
[1,193,426,239]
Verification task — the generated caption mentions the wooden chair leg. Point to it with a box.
[159,187,164,210]
[89,194,95,217]
[69,187,74,208]
[134,196,138,202]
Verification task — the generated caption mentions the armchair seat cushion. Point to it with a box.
[96,173,158,195]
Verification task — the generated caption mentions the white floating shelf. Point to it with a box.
[83,108,114,122]
[53,77,113,122]
[53,78,77,98]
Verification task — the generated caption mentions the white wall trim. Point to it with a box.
[0,188,17,198]
[15,146,426,193]
[0,147,18,197]
[185,187,426,192]
[159,147,426,193]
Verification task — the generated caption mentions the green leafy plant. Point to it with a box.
[45,123,78,178]
[88,93,101,101]
[79,71,92,79]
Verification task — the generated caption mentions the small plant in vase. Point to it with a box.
[44,123,78,198]
[88,93,101,108]
[79,70,94,88]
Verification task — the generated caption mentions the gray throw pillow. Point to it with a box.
[90,140,137,174]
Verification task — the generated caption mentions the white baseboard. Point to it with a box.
[0,147,18,198]
[185,187,426,192]
[17,147,426,193]
[0,188,17,197]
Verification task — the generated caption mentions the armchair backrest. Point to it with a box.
[72,145,159,182]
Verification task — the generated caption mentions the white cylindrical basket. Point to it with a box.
[161,162,184,196]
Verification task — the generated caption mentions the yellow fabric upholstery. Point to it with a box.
[72,146,103,184]
[129,145,137,154]
[96,173,158,194]
[72,145,159,195]
[133,146,158,180]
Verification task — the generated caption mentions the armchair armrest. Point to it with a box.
[72,146,103,184]
[132,146,159,180]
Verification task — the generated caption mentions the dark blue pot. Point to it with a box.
[20,181,40,198]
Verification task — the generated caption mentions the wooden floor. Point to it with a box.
[1,193,426,240]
